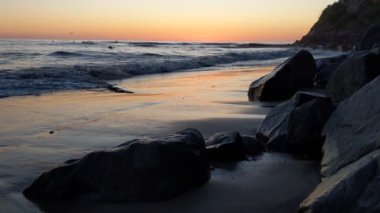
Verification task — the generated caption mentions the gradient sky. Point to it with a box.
[1,0,337,42]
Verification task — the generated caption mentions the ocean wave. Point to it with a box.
[49,51,85,57]
[0,48,299,98]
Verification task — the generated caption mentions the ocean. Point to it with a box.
[0,40,339,98]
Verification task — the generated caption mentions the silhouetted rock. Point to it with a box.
[205,131,247,161]
[23,129,210,203]
[314,55,348,88]
[256,91,332,158]
[107,85,134,94]
[297,0,380,50]
[248,50,317,102]
[322,76,380,177]
[359,24,380,50]
[299,150,380,213]
[326,52,380,103]
[287,99,335,159]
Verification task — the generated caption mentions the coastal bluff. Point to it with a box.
[296,0,380,50]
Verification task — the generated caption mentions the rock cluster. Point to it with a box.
[24,129,265,205]
[249,47,380,211]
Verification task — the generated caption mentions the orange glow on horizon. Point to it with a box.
[1,0,337,42]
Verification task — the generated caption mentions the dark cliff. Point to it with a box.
[296,0,380,50]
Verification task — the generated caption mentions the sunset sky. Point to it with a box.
[1,0,337,42]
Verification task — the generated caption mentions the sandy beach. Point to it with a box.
[0,66,321,213]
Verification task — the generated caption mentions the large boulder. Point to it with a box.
[299,150,380,213]
[326,52,380,103]
[205,131,247,161]
[314,55,348,88]
[256,91,333,158]
[23,129,210,203]
[359,24,380,50]
[287,99,335,159]
[248,50,317,101]
[322,76,380,177]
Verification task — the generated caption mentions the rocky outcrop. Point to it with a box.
[296,0,380,50]
[322,76,380,177]
[23,129,210,203]
[256,91,333,158]
[205,131,247,161]
[248,50,317,102]
[300,76,380,212]
[326,52,380,103]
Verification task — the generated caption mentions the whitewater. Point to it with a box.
[0,40,339,98]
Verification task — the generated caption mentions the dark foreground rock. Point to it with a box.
[326,52,380,103]
[287,99,335,159]
[205,131,247,161]
[300,76,380,212]
[256,91,333,159]
[248,50,317,102]
[299,150,380,213]
[23,129,210,203]
[322,76,380,177]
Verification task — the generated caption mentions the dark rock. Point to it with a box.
[23,129,210,203]
[287,99,335,159]
[326,52,380,103]
[292,90,329,106]
[322,76,380,177]
[241,135,265,155]
[359,24,380,50]
[64,159,79,164]
[256,91,329,151]
[256,91,332,158]
[299,150,379,213]
[248,50,317,102]
[205,131,247,161]
[314,55,348,88]
[296,0,380,50]
[353,174,380,212]
[107,85,134,94]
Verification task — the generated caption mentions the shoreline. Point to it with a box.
[0,66,321,213]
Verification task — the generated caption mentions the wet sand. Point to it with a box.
[0,67,320,213]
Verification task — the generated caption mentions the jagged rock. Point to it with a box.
[359,24,380,50]
[248,50,317,102]
[314,55,348,88]
[322,76,380,177]
[287,99,335,159]
[205,131,247,161]
[299,150,380,213]
[23,129,210,203]
[326,52,380,103]
[256,91,332,158]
